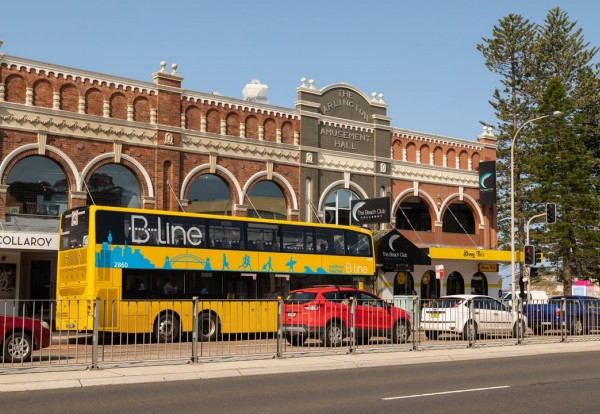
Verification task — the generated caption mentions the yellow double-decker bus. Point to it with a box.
[56,205,375,342]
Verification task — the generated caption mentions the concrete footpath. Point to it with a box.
[1,341,598,393]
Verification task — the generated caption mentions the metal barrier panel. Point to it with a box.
[2,296,600,371]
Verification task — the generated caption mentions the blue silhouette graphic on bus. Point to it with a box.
[97,232,343,275]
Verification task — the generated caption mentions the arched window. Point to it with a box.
[442,201,475,234]
[396,196,432,231]
[446,271,465,295]
[7,156,68,216]
[471,272,488,295]
[87,164,141,208]
[187,174,232,215]
[247,181,286,220]
[323,189,359,226]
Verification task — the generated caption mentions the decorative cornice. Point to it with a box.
[2,55,155,95]
[181,133,299,164]
[0,106,156,143]
[392,162,478,187]
[318,153,374,174]
[392,127,484,150]
[182,92,300,120]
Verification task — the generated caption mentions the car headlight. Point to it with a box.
[41,321,51,330]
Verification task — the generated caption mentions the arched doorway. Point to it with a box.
[393,271,414,296]
[446,271,465,295]
[420,270,439,300]
[471,272,488,295]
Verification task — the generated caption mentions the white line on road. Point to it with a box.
[382,385,511,400]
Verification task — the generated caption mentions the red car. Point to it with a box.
[282,286,411,347]
[1,315,51,363]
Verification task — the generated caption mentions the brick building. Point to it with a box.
[0,44,509,308]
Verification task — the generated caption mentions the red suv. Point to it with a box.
[282,286,411,347]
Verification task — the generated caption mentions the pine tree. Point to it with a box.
[478,8,600,291]
[476,14,537,254]
[528,78,600,292]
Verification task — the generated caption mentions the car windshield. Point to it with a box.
[426,298,463,308]
[284,292,317,304]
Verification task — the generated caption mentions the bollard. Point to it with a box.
[349,297,357,354]
[276,299,283,358]
[90,297,100,370]
[191,297,199,362]
[412,297,419,351]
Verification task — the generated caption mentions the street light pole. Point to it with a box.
[510,111,562,308]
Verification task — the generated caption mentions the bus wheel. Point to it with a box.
[155,312,180,343]
[199,313,219,342]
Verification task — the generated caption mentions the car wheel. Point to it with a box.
[154,312,181,343]
[286,334,305,347]
[4,332,33,363]
[199,312,219,342]
[571,319,584,336]
[392,320,410,344]
[425,330,439,340]
[513,320,526,338]
[324,321,344,347]
[462,320,477,341]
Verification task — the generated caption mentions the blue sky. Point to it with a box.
[2,1,598,141]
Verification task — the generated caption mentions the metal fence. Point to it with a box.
[1,296,599,371]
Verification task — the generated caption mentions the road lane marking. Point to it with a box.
[382,385,510,400]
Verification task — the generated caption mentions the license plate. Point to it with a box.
[429,312,440,319]
[287,312,297,317]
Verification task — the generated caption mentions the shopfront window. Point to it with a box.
[7,156,68,216]
[187,174,232,215]
[87,164,141,208]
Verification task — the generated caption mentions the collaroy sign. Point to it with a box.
[351,197,390,225]
[0,232,58,250]
[376,229,431,269]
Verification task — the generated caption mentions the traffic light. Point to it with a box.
[546,202,556,224]
[535,250,544,265]
[524,245,535,265]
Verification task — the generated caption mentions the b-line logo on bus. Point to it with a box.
[95,233,370,275]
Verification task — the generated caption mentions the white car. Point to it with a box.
[421,295,527,340]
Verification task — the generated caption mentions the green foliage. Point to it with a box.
[478,7,600,289]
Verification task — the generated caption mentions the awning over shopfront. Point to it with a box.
[376,230,431,271]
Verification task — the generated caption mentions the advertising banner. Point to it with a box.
[479,161,497,205]
[351,197,390,225]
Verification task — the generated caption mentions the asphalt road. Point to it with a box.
[3,351,600,413]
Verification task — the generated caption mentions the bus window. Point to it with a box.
[281,225,314,254]
[247,222,278,251]
[208,220,245,249]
